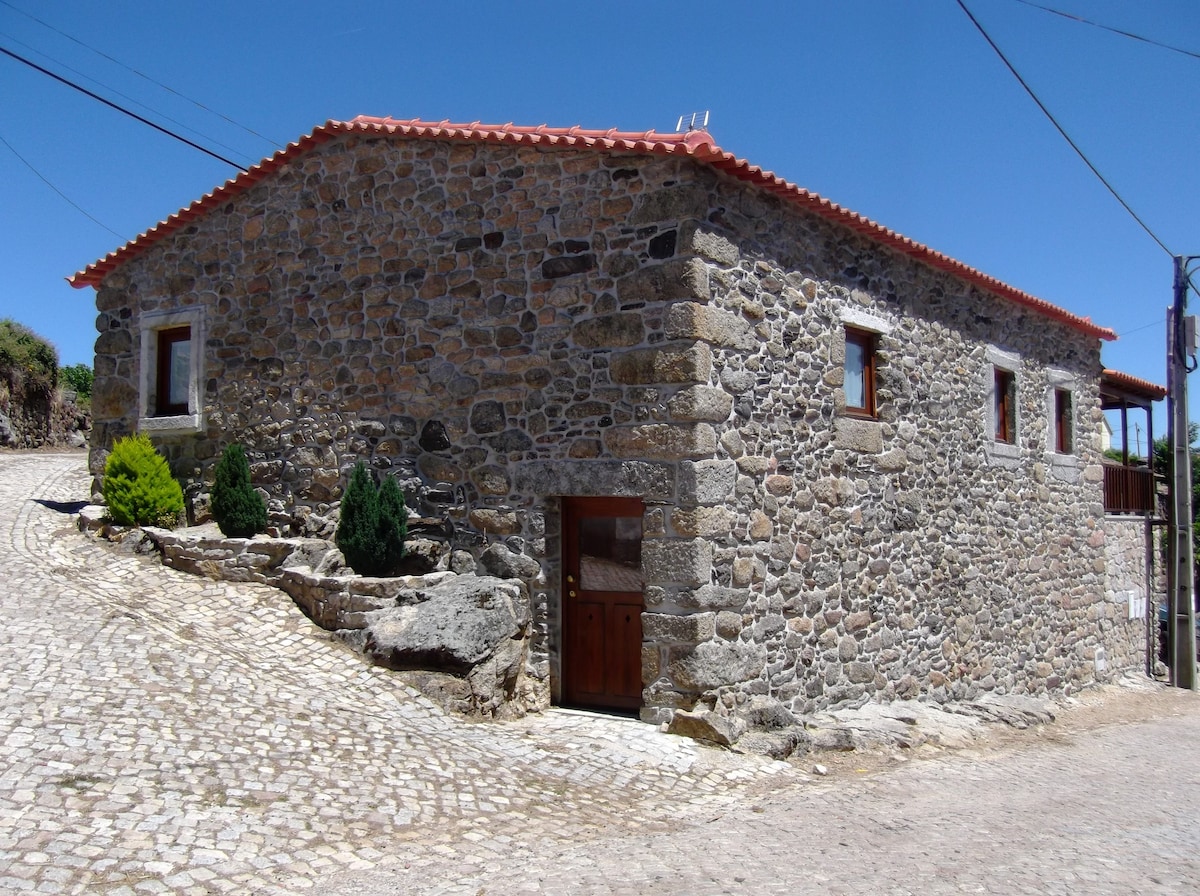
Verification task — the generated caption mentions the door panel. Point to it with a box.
[562,497,644,712]
[570,600,607,697]
[606,600,643,700]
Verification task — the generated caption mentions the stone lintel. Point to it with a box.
[513,460,675,503]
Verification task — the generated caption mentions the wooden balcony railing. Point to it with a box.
[1103,461,1156,514]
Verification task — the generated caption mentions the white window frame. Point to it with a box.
[1045,367,1081,480]
[984,346,1021,467]
[138,307,205,434]
[836,308,893,418]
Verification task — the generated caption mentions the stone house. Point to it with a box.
[72,117,1156,723]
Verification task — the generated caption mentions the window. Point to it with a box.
[155,326,192,416]
[138,308,204,434]
[844,327,877,417]
[1054,388,1073,454]
[994,367,1016,444]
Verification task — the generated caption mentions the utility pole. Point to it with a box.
[1166,255,1198,689]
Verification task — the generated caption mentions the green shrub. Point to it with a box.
[377,472,409,569]
[0,319,58,393]
[211,443,267,537]
[60,364,93,401]
[103,434,185,527]
[336,462,407,576]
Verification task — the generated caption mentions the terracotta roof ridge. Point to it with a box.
[67,115,1118,341]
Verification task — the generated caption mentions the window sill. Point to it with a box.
[1047,451,1081,483]
[834,414,883,453]
[139,414,204,435]
[841,408,877,421]
[983,439,1022,469]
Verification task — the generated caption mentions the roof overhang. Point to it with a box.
[1100,368,1167,409]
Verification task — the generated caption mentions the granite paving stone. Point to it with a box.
[1,452,1197,894]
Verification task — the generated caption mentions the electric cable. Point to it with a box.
[0,45,247,171]
[0,30,257,169]
[0,0,280,148]
[1010,0,1200,62]
[956,0,1174,258]
[0,129,128,241]
[1118,318,1167,339]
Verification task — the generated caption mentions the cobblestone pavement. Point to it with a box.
[2,453,1198,895]
[0,453,793,895]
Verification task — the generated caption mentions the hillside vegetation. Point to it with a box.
[0,319,90,449]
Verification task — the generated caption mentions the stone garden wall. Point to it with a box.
[87,131,1144,725]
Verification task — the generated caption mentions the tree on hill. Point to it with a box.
[60,364,93,402]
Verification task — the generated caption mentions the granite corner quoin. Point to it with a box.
[74,117,1152,724]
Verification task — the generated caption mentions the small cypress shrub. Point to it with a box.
[211,443,267,537]
[376,472,409,573]
[336,462,407,576]
[103,433,185,527]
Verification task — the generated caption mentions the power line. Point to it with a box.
[0,0,281,149]
[0,45,247,171]
[955,0,1173,258]
[0,129,127,241]
[0,30,257,169]
[1118,318,1167,339]
[1010,0,1200,62]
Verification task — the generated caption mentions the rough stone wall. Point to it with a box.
[0,375,89,449]
[89,135,716,703]
[641,172,1126,721]
[1101,514,1157,671]
[88,132,1134,721]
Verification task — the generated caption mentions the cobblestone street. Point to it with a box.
[1,452,1198,895]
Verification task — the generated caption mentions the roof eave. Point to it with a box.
[67,116,1118,342]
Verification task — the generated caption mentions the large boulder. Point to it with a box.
[361,576,534,716]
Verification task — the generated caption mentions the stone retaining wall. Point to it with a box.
[78,507,546,718]
[86,130,1143,724]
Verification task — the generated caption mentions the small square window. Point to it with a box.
[155,326,192,416]
[844,327,877,417]
[994,367,1016,444]
[1054,388,1073,454]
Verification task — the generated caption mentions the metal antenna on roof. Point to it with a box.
[675,111,710,132]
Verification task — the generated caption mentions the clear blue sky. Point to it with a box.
[2,0,1197,454]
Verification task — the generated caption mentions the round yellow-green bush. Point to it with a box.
[103,434,185,527]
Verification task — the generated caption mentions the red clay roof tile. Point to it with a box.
[69,116,1117,341]
[1101,369,1167,401]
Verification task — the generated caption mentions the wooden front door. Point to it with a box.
[561,497,645,712]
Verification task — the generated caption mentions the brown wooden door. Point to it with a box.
[561,497,644,712]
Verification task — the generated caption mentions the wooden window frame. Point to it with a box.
[155,326,191,417]
[994,367,1016,444]
[843,326,877,418]
[1054,387,1073,454]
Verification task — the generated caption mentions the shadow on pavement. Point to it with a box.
[34,499,89,515]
